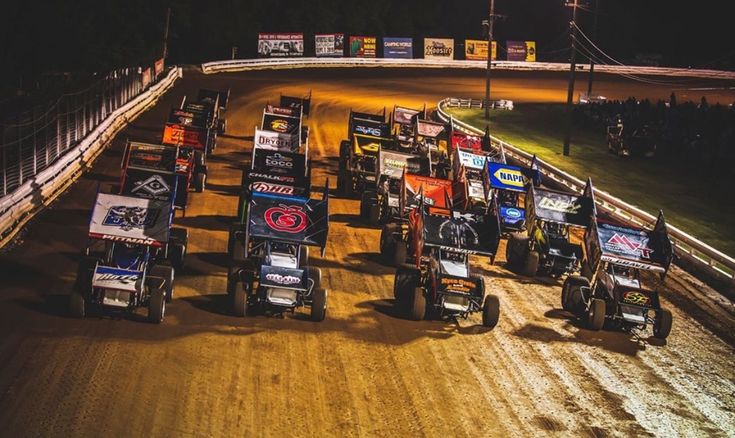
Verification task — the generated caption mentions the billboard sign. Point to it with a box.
[154,58,164,77]
[349,36,377,58]
[141,68,152,88]
[424,38,454,60]
[506,41,536,62]
[383,37,413,59]
[258,33,304,57]
[315,33,344,57]
[465,40,497,61]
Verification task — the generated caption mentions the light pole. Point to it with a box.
[562,0,580,156]
[484,0,497,120]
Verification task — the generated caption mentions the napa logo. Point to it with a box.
[490,164,525,189]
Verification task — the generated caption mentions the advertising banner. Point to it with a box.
[349,36,377,58]
[258,33,304,57]
[154,58,164,77]
[142,68,152,89]
[315,33,344,57]
[464,40,497,61]
[424,38,454,60]
[383,37,413,59]
[506,41,536,62]
[262,112,301,136]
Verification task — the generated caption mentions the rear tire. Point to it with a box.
[588,298,606,331]
[369,203,380,225]
[227,265,239,296]
[195,172,206,193]
[522,250,539,277]
[169,227,188,269]
[408,287,426,321]
[307,267,322,291]
[148,288,166,324]
[394,264,419,302]
[482,294,500,328]
[310,288,327,322]
[233,282,249,317]
[380,223,398,262]
[69,292,86,318]
[150,265,175,303]
[653,308,672,340]
[393,240,407,267]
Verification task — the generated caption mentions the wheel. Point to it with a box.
[393,240,407,267]
[522,250,539,277]
[394,264,419,302]
[307,267,322,290]
[587,298,606,331]
[150,265,175,303]
[482,294,500,328]
[563,275,589,312]
[169,227,188,269]
[310,288,327,322]
[380,223,398,262]
[232,236,246,263]
[148,288,166,324]
[369,203,380,225]
[227,265,240,296]
[195,172,206,193]
[653,308,672,340]
[69,292,86,318]
[73,256,98,293]
[299,245,309,268]
[408,287,426,321]
[359,192,372,219]
[505,233,527,270]
[233,282,249,317]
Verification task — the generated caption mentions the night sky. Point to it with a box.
[0,0,732,91]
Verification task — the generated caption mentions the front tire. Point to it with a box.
[482,294,500,328]
[588,298,606,331]
[393,241,407,267]
[408,287,426,321]
[69,292,86,318]
[522,250,539,277]
[233,282,249,317]
[310,288,327,322]
[653,308,672,340]
[150,265,175,303]
[148,288,166,324]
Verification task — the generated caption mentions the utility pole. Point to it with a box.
[162,7,172,60]
[586,0,599,97]
[484,0,497,120]
[562,0,579,156]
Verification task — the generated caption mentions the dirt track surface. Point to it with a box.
[1,68,734,437]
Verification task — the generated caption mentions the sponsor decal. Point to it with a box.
[265,105,296,116]
[384,158,408,170]
[355,125,382,136]
[95,273,139,284]
[264,273,301,285]
[599,255,661,271]
[622,291,650,306]
[538,196,582,214]
[605,233,653,259]
[506,41,536,62]
[265,152,294,168]
[458,150,486,169]
[102,206,160,231]
[162,124,205,149]
[416,120,446,138]
[440,277,476,293]
[493,167,525,188]
[264,204,307,233]
[255,128,298,151]
[99,234,158,246]
[131,175,171,197]
[250,181,294,195]
[270,119,290,133]
[505,208,522,219]
[249,173,295,183]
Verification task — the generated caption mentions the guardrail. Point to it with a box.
[202,58,735,80]
[436,98,735,287]
[0,67,182,248]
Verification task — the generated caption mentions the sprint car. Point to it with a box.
[562,212,674,340]
[69,193,176,323]
[414,119,450,176]
[279,91,312,118]
[227,188,330,321]
[162,112,209,192]
[390,104,425,144]
[392,199,501,327]
[197,88,230,134]
[338,133,397,198]
[506,180,595,277]
[359,147,431,225]
[379,172,453,266]
[486,157,541,234]
[607,120,657,158]
[119,141,188,268]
